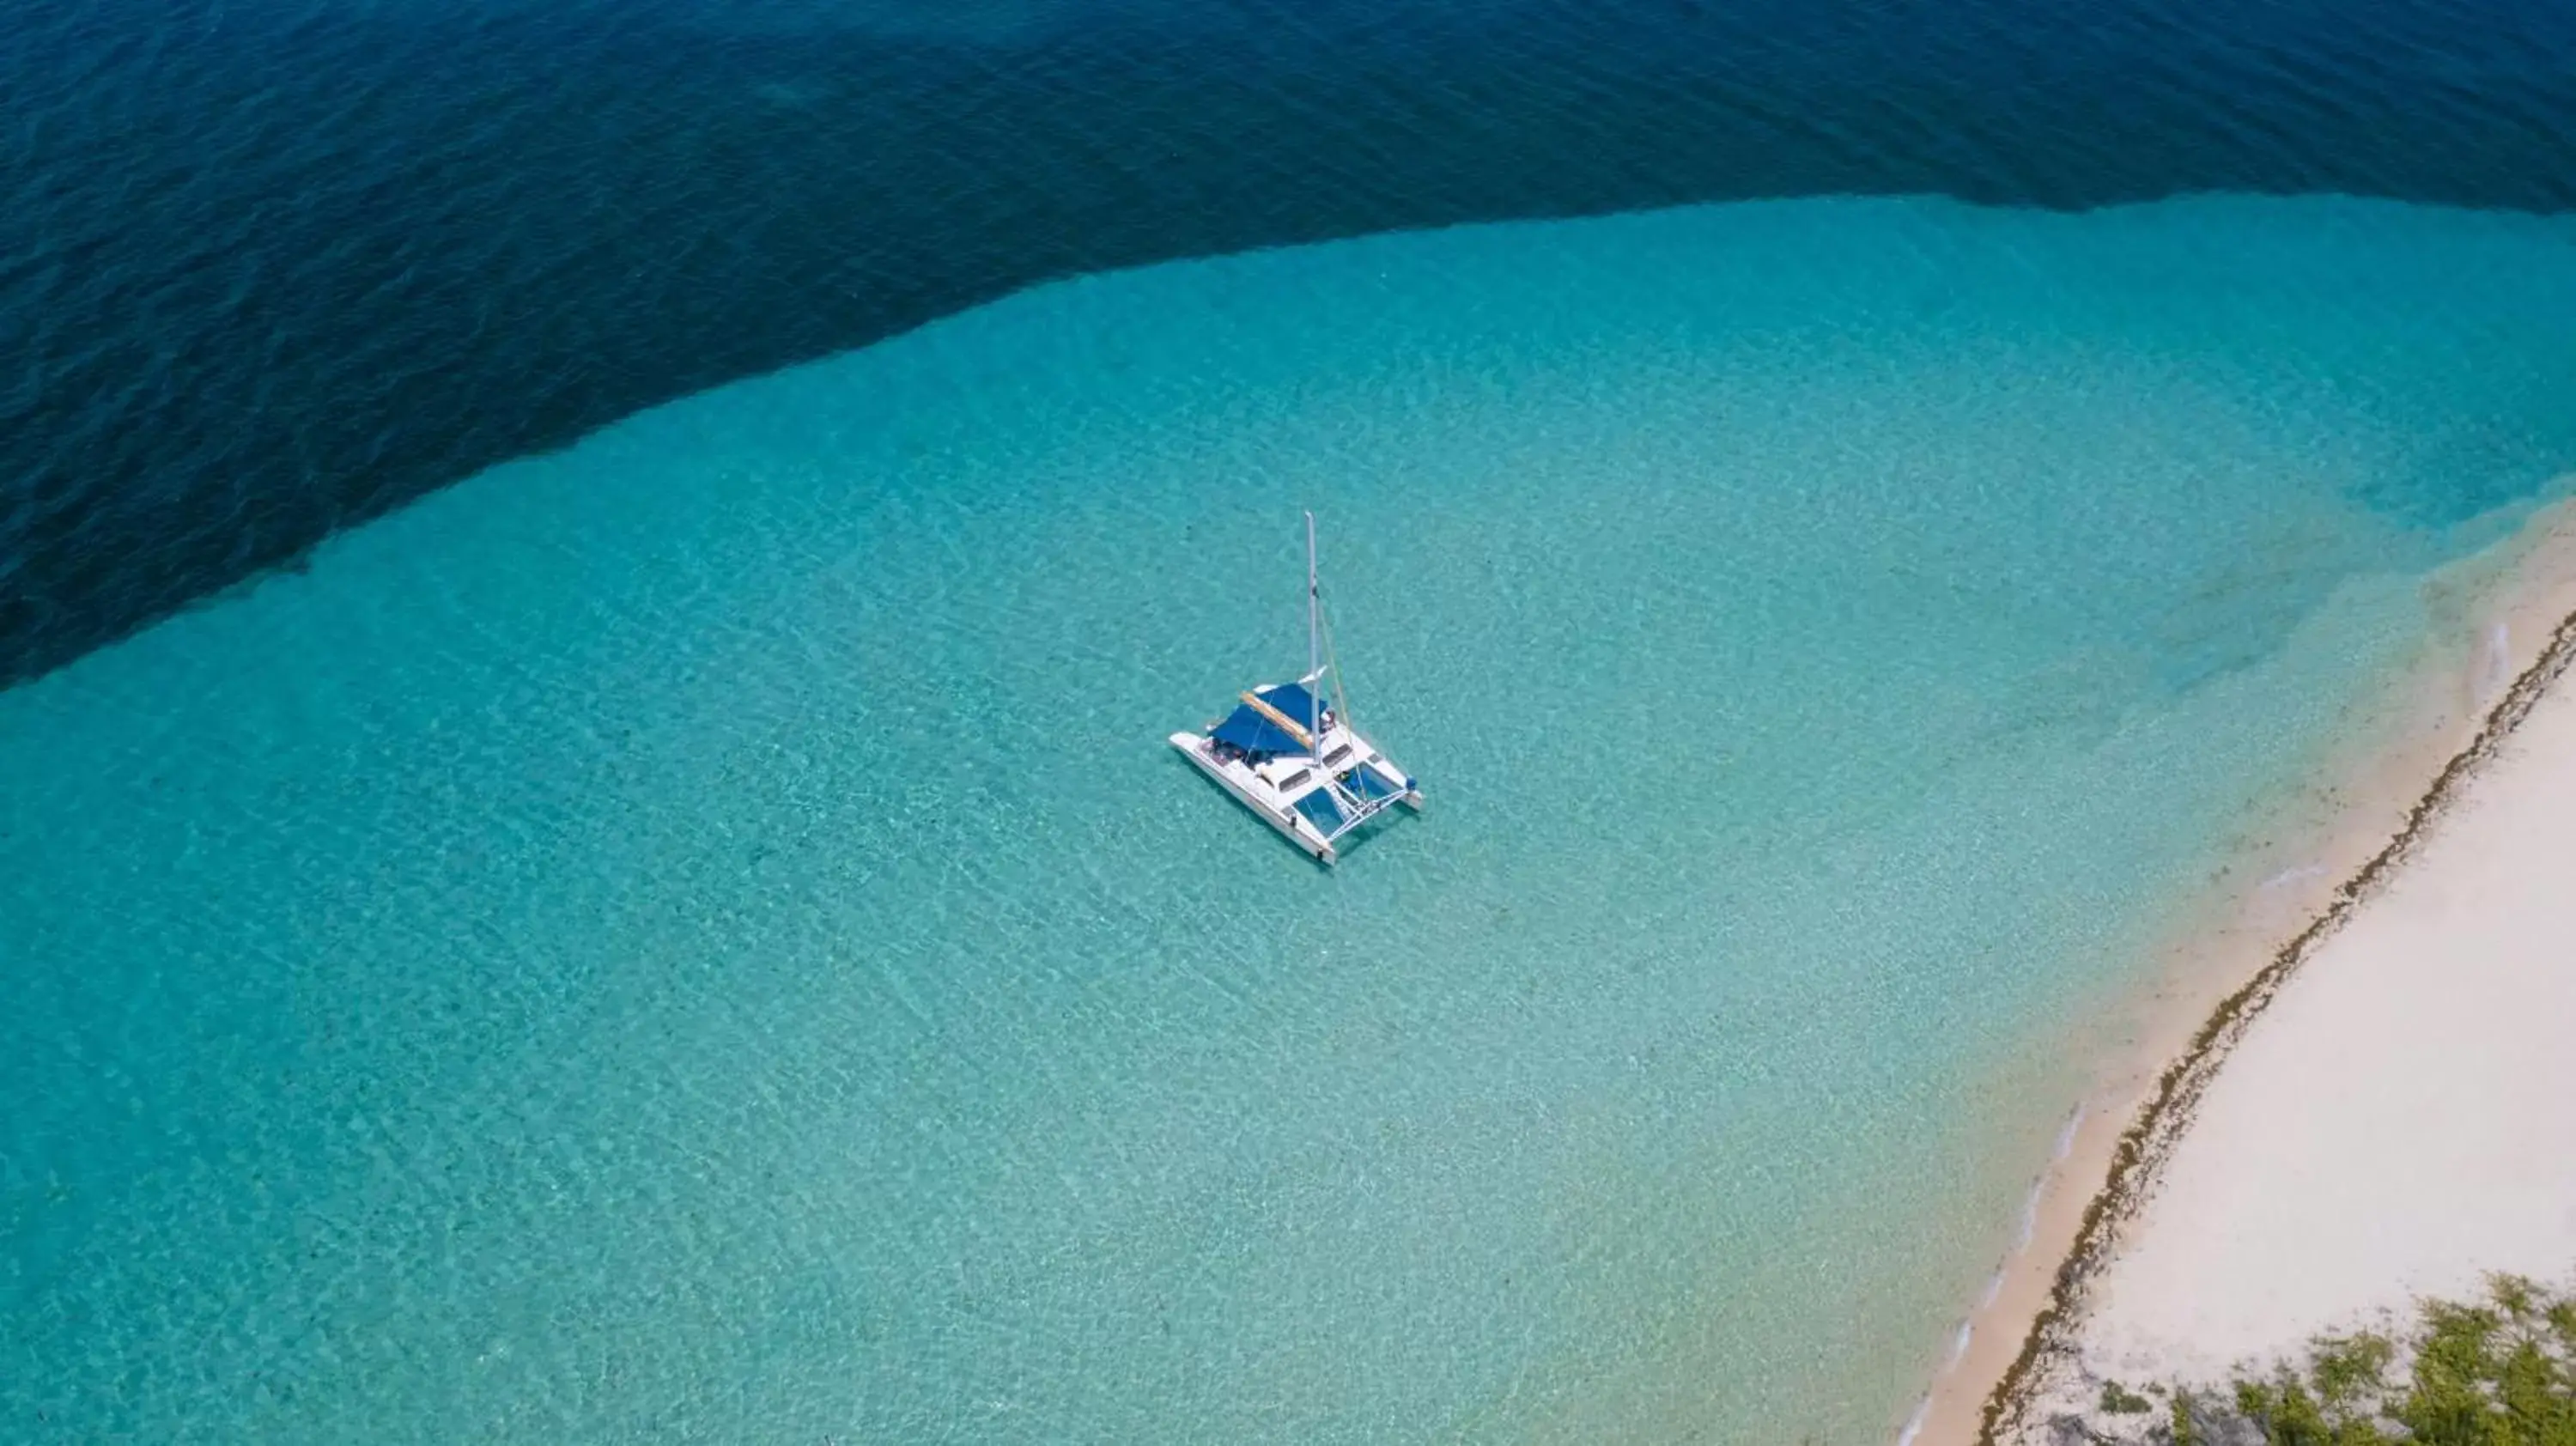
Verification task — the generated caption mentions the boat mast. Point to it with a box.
[1305,510,1321,755]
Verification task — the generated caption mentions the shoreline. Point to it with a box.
[1900,492,2576,1446]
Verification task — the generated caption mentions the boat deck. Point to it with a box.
[1169,702,1419,863]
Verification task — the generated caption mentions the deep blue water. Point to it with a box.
[3,0,2573,688]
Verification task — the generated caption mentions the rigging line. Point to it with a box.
[1311,596,1370,878]
[1315,598,1371,822]
[1327,618,1362,780]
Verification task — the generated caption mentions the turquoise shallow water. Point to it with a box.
[5,195,2574,1443]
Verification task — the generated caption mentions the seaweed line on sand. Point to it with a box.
[1973,603,2576,1446]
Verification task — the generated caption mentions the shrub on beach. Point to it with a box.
[2154,1274,2576,1446]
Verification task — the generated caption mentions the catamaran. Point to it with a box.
[1170,513,1422,863]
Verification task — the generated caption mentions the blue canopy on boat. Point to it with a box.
[1209,682,1330,756]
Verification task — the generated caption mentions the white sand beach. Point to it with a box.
[2064,652,2576,1393]
[1905,498,2576,1446]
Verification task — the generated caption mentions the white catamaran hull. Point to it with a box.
[1168,723,1420,864]
[1173,513,1419,863]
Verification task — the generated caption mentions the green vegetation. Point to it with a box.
[2161,1276,2576,1446]
[2172,1386,2201,1446]
[2102,1380,2155,1415]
